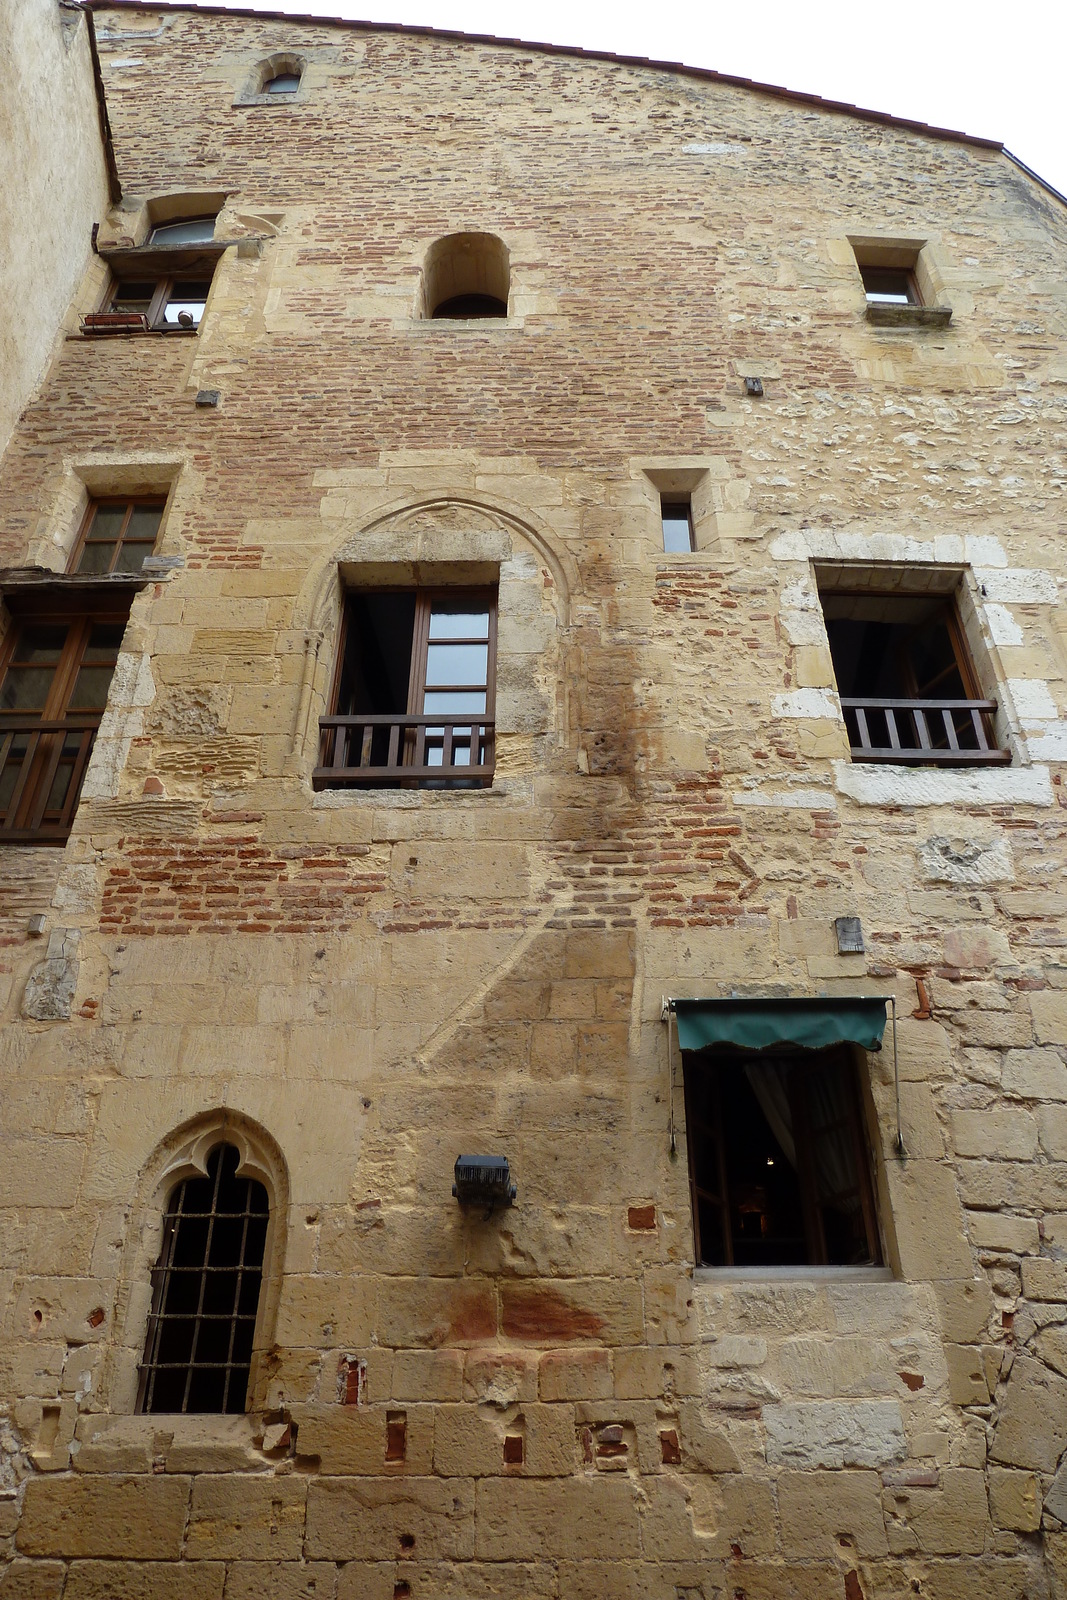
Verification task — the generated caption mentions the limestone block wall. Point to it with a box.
[0,0,110,463]
[1,6,1067,1596]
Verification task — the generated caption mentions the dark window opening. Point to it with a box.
[71,498,164,575]
[661,498,694,554]
[265,71,301,93]
[859,265,921,306]
[821,589,1008,765]
[315,588,496,789]
[683,1048,881,1269]
[139,1143,269,1415]
[432,293,507,320]
[0,607,130,842]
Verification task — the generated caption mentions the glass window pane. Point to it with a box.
[125,507,164,543]
[422,691,487,715]
[113,542,151,574]
[13,627,68,663]
[661,506,692,554]
[85,624,126,659]
[266,72,301,92]
[77,541,115,574]
[69,665,117,712]
[161,295,206,328]
[86,507,126,543]
[110,283,155,313]
[149,218,215,245]
[1,668,59,712]
[428,609,490,640]
[424,642,488,687]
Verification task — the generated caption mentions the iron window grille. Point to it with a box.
[138,1143,269,1415]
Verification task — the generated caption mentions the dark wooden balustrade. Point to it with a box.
[0,716,100,841]
[840,697,1009,765]
[314,713,495,787]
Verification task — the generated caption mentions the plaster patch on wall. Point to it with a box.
[834,761,1053,808]
[771,688,841,720]
[1007,679,1059,721]
[82,652,157,801]
[733,787,838,811]
[22,928,81,1021]
[765,1400,906,1468]
[986,604,1024,646]
[976,568,1059,605]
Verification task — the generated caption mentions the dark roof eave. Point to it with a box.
[80,0,1006,153]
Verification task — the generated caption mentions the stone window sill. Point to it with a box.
[694,1265,895,1284]
[865,303,953,329]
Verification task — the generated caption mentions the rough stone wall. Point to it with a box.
[1,6,1067,1596]
[0,0,110,463]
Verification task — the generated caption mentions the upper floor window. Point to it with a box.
[107,276,211,331]
[139,1143,269,1414]
[148,216,217,246]
[421,233,509,320]
[0,607,130,842]
[819,580,1009,766]
[848,236,952,328]
[661,497,694,554]
[71,498,164,575]
[265,70,301,93]
[315,588,497,789]
[860,264,920,307]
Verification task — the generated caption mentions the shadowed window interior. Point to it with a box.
[422,232,510,320]
[821,589,1006,764]
[315,588,496,788]
[71,498,164,575]
[683,1048,881,1268]
[139,1143,269,1415]
[265,70,301,92]
[859,264,921,306]
[660,497,694,554]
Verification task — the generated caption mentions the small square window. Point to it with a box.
[683,1047,881,1268]
[660,498,694,554]
[860,265,921,307]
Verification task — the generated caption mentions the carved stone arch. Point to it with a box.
[289,492,577,778]
[107,1108,289,1414]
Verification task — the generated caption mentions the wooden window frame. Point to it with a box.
[0,600,131,842]
[68,497,166,576]
[315,586,498,789]
[682,1047,882,1270]
[859,263,922,307]
[106,273,211,333]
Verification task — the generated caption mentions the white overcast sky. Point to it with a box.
[187,0,1067,197]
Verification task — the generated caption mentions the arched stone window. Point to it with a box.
[111,1112,288,1415]
[138,1142,269,1414]
[236,53,306,104]
[421,233,510,319]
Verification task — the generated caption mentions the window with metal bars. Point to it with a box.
[138,1143,269,1414]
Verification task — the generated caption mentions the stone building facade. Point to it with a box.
[2,3,1067,1595]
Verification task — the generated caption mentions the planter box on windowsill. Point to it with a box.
[865,303,953,328]
[80,312,150,335]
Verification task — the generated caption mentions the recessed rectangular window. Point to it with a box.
[661,498,694,554]
[315,588,497,789]
[683,1048,881,1268]
[70,498,165,575]
[860,264,921,307]
[818,582,1009,766]
[0,607,131,842]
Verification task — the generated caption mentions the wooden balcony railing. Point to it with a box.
[314,713,495,788]
[840,697,1009,765]
[0,716,100,841]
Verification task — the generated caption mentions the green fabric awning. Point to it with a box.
[673,996,888,1054]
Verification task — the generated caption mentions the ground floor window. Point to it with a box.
[683,1048,881,1268]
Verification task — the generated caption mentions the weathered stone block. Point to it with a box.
[779,1469,888,1557]
[17,1476,189,1559]
[62,1562,226,1600]
[306,1477,475,1561]
[474,1476,641,1560]
[944,1344,990,1405]
[185,1473,307,1560]
[1002,1047,1067,1101]
[988,1468,1040,1532]
[951,1109,1037,1160]
[764,1401,905,1469]
[991,1354,1067,1472]
[883,1468,988,1555]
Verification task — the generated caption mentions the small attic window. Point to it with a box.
[422,233,510,321]
[860,265,920,307]
[149,216,217,246]
[265,71,301,93]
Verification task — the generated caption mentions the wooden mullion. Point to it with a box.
[109,503,136,574]
[147,279,172,330]
[60,731,96,829]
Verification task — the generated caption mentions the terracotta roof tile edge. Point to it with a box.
[82,0,1009,153]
